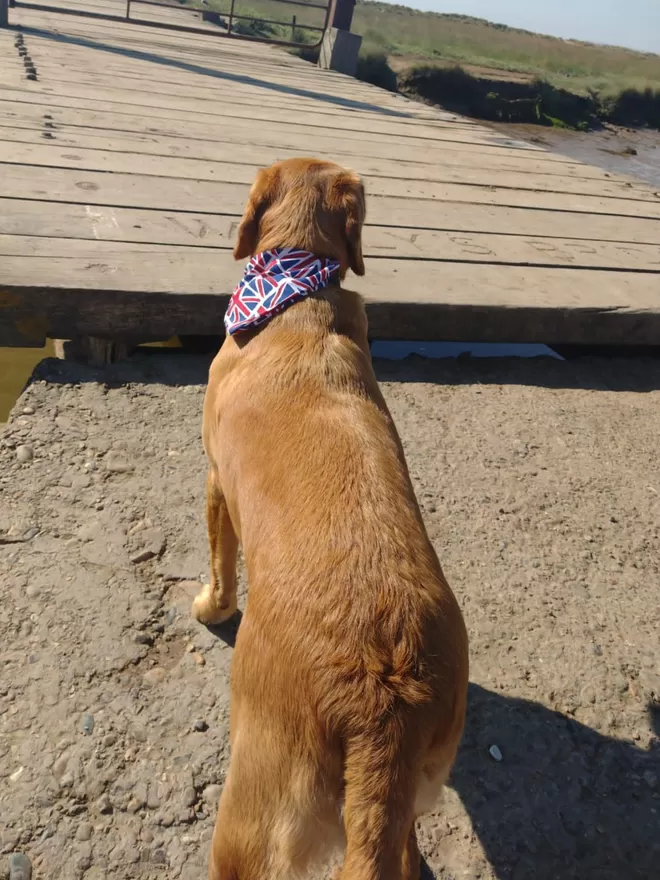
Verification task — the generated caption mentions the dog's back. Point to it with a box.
[197,160,468,880]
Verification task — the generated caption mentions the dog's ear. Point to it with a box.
[329,172,366,277]
[234,166,279,260]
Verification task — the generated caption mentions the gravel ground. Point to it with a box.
[1,352,659,880]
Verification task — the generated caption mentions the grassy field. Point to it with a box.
[353,3,660,98]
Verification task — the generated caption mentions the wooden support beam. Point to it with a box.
[53,337,135,364]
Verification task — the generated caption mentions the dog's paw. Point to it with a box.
[191,585,238,625]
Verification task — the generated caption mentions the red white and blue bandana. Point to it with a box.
[224,248,341,336]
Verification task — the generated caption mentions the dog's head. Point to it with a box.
[234,158,366,278]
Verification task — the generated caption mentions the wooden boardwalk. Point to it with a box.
[2,1,660,347]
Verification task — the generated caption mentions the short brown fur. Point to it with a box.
[193,158,469,880]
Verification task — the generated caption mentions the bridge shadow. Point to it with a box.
[17,25,415,119]
[23,343,660,394]
[373,350,660,392]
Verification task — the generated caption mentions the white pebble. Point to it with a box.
[16,445,33,464]
[489,744,503,762]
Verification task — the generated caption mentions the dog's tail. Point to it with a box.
[339,719,419,880]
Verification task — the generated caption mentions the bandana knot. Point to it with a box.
[224,248,341,336]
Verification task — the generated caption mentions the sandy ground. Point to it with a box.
[1,352,659,880]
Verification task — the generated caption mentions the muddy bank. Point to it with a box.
[397,66,598,128]
[490,122,660,189]
[1,352,659,879]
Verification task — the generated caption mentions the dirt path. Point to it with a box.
[1,353,659,880]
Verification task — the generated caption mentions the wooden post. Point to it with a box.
[53,337,134,364]
[331,0,355,31]
[291,13,296,42]
[318,0,361,76]
[0,0,9,29]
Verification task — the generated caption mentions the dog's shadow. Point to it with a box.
[444,683,660,880]
[207,608,243,649]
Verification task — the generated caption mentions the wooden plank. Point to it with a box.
[26,64,491,138]
[1,227,659,271]
[3,161,660,220]
[0,199,240,246]
[0,233,208,256]
[16,0,238,33]
[10,10,348,78]
[3,197,658,249]
[19,25,316,74]
[25,50,479,121]
[0,123,632,185]
[364,231,660,269]
[22,0,279,34]
[3,90,549,157]
[13,14,407,100]
[25,0,128,12]
[2,252,659,347]
[1,248,654,306]
[0,84,542,148]
[1,139,653,203]
[0,101,591,170]
[39,52,408,116]
[30,55,424,106]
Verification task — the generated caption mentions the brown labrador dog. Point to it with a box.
[193,158,468,880]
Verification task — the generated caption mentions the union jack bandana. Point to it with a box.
[224,248,341,336]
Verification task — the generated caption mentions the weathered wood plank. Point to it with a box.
[0,103,590,170]
[3,90,549,158]
[21,65,434,126]
[21,34,359,90]
[28,56,436,110]
[16,0,236,33]
[2,242,656,304]
[12,15,441,113]
[0,124,635,187]
[3,197,658,249]
[2,253,659,347]
[2,228,659,271]
[1,139,653,202]
[2,162,659,220]
[0,84,541,148]
[24,57,483,129]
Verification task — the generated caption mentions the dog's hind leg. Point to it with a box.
[207,717,341,880]
[192,468,239,625]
